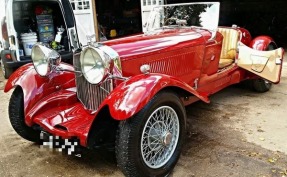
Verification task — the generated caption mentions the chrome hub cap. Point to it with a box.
[141,106,180,169]
[163,132,172,146]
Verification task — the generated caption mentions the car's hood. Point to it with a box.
[103,28,211,60]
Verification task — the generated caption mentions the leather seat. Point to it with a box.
[218,28,240,69]
[218,58,235,69]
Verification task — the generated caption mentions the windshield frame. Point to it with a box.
[144,2,220,39]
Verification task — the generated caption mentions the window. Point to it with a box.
[70,0,90,13]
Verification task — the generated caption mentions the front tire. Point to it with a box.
[9,87,40,142]
[116,91,186,177]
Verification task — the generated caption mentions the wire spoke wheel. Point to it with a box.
[116,91,185,177]
[141,106,180,169]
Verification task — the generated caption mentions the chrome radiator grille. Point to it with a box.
[73,53,112,111]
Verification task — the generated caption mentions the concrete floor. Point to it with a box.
[0,61,286,177]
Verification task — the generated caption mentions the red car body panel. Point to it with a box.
[32,101,94,146]
[237,27,252,46]
[102,73,209,120]
[249,35,275,50]
[4,63,75,118]
[4,26,280,147]
[104,29,210,60]
[4,68,209,146]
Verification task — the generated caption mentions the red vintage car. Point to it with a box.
[4,2,284,177]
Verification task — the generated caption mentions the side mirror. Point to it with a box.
[31,43,61,76]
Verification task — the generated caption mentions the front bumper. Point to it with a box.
[1,50,32,68]
[5,59,32,68]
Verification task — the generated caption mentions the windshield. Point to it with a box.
[145,2,220,36]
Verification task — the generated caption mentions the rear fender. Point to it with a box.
[103,73,209,120]
[249,36,277,51]
[238,27,252,45]
[4,63,76,120]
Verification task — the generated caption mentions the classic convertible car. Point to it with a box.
[4,2,284,177]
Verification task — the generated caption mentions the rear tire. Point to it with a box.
[249,43,275,93]
[116,91,186,177]
[9,87,40,142]
[1,59,13,79]
[252,79,272,93]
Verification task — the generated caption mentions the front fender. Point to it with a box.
[249,36,276,50]
[4,63,76,120]
[103,73,209,120]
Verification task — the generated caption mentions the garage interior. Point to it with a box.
[93,0,287,46]
[95,0,142,39]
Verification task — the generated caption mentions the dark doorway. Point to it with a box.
[167,0,287,46]
[95,0,142,40]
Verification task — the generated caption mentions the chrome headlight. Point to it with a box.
[31,44,50,76]
[80,45,121,85]
[80,47,108,84]
[31,43,61,76]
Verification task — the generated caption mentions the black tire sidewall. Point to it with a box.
[9,87,40,142]
[252,78,272,93]
[1,59,13,79]
[3,67,13,79]
[117,91,186,177]
[251,43,275,93]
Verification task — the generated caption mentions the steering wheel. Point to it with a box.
[164,18,187,26]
